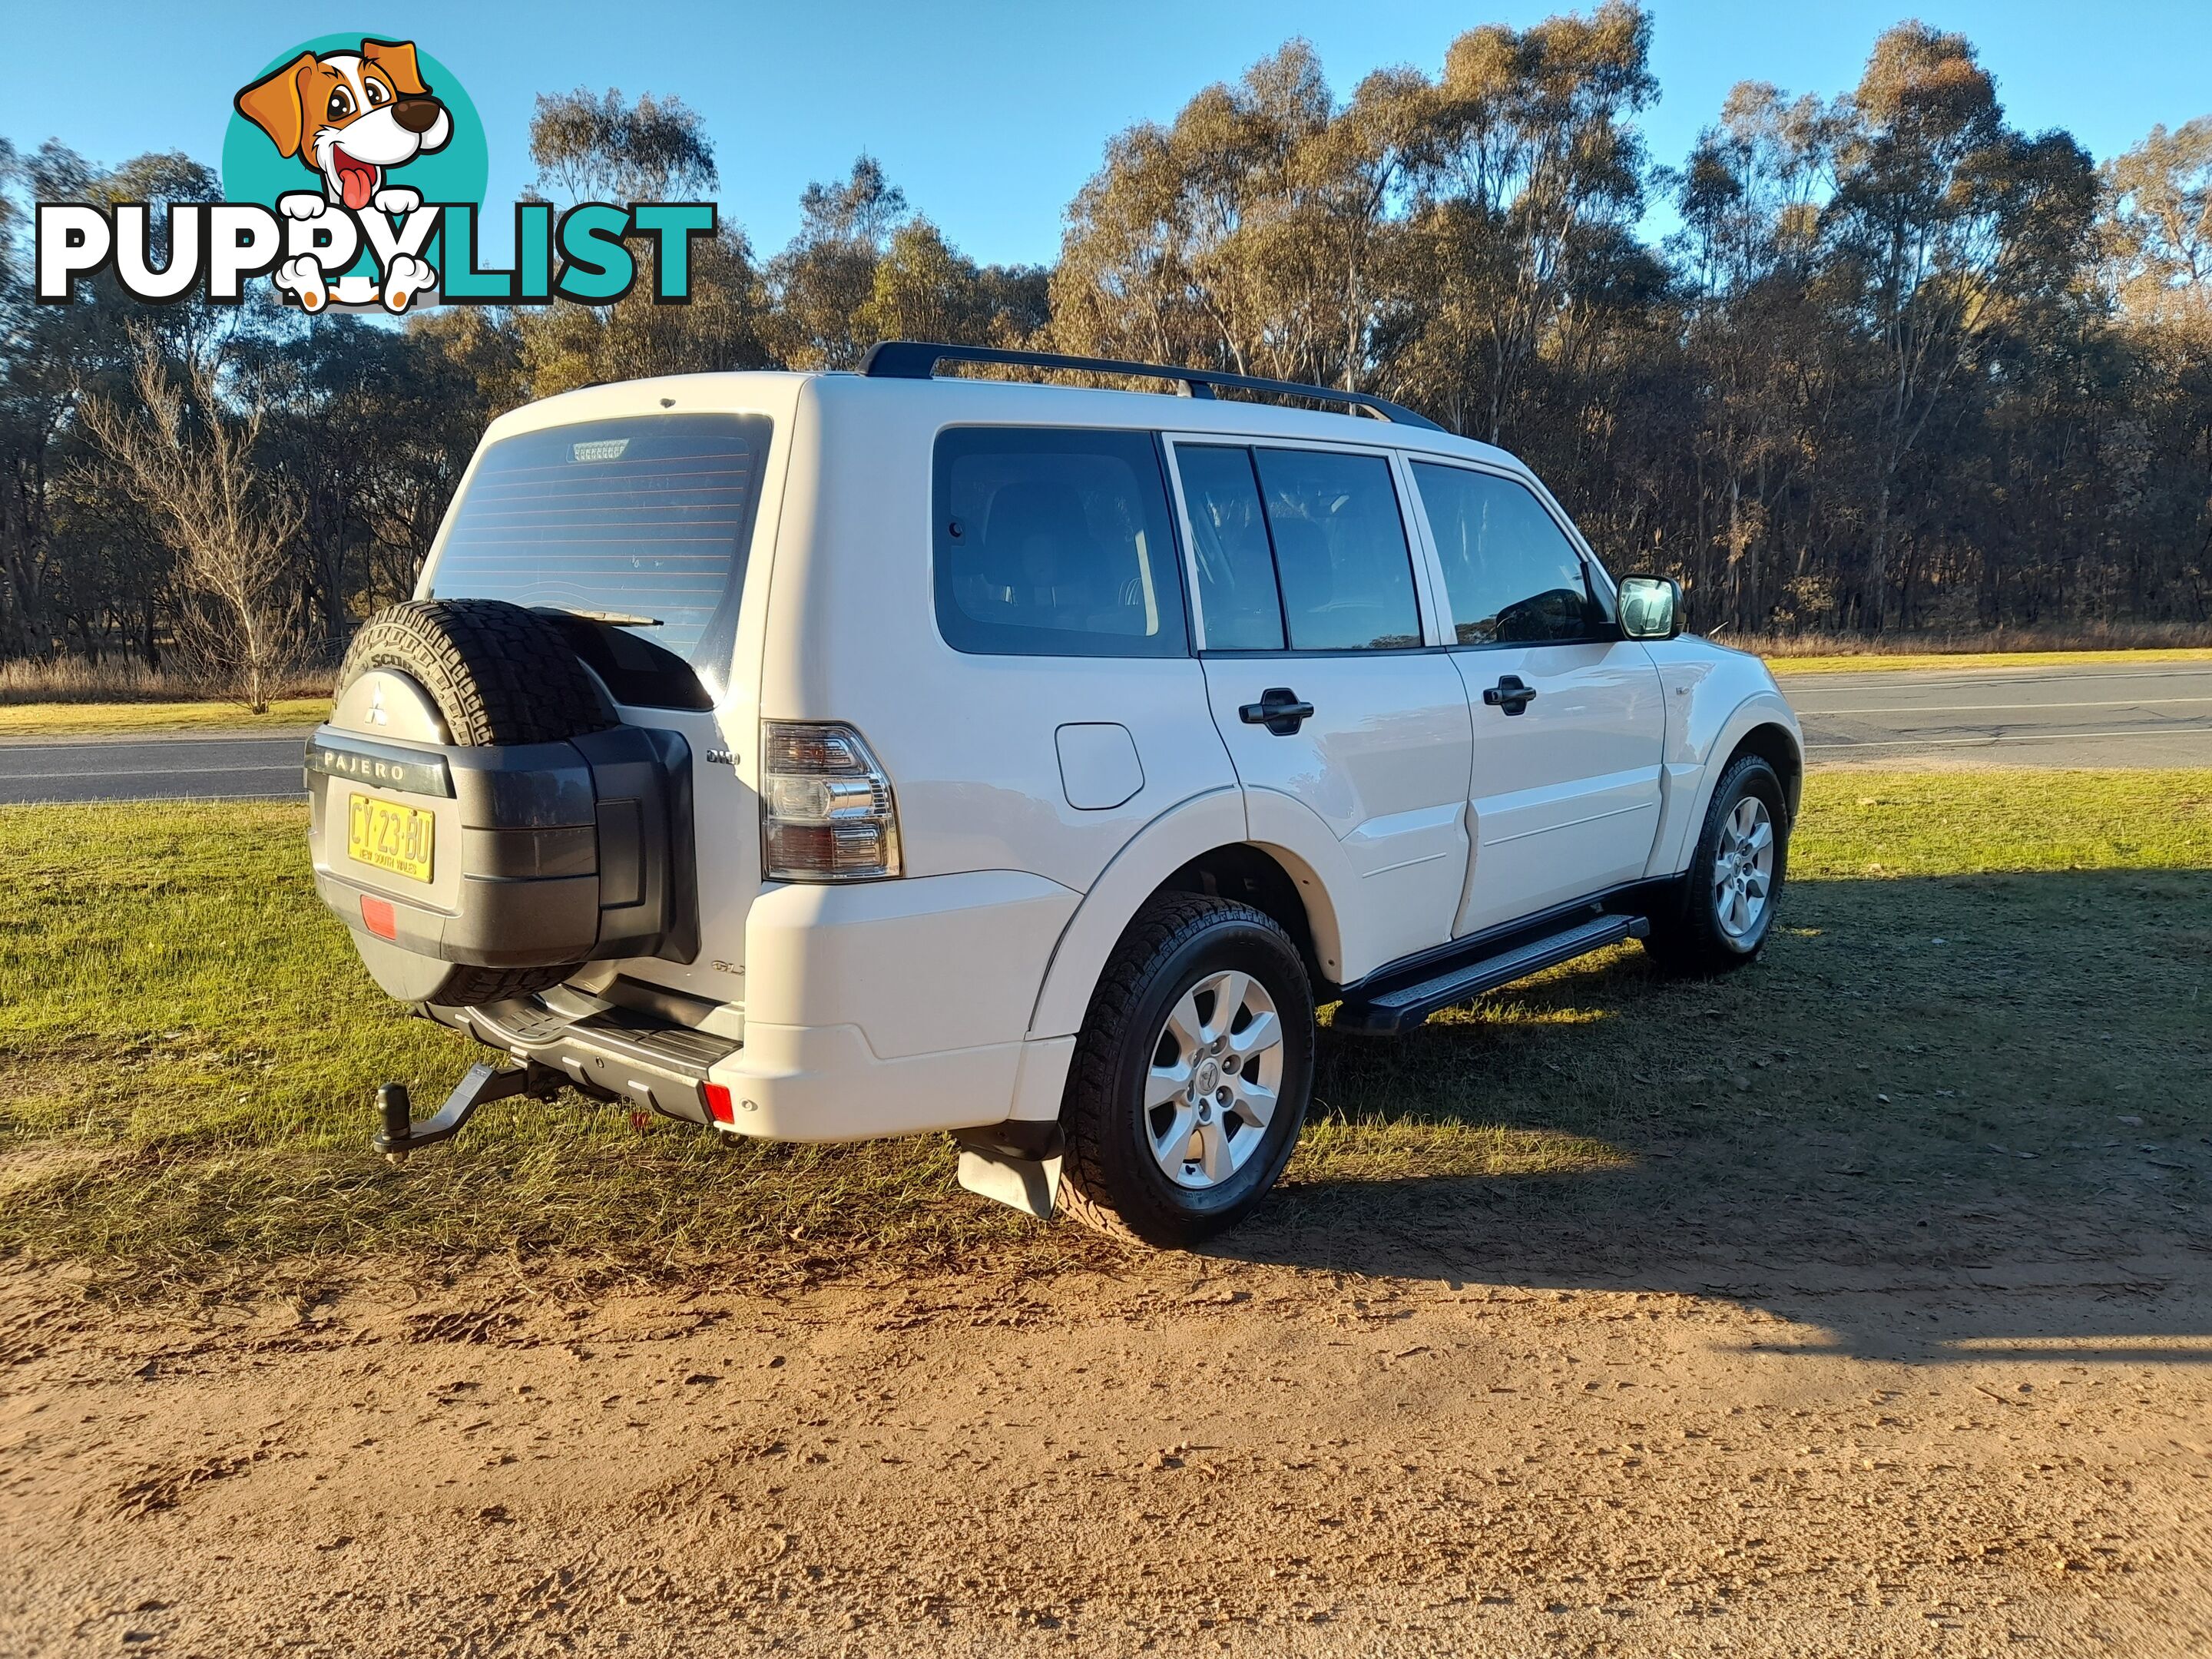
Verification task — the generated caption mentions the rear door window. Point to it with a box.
[1251,448,1422,651]
[429,412,771,666]
[1174,443,1423,652]
[934,428,1188,657]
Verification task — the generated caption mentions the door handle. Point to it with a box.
[1483,675,1538,716]
[1239,687,1315,736]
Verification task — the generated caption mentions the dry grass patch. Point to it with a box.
[0,657,329,707]
[0,698,328,737]
[1757,642,2212,675]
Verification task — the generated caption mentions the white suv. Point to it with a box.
[306,342,1802,1244]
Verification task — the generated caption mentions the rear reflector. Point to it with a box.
[360,895,398,940]
[704,1082,736,1125]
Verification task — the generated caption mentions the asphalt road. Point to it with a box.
[2,659,2208,803]
[1779,660,2212,768]
[0,731,312,805]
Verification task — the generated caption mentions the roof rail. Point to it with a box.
[856,340,1447,432]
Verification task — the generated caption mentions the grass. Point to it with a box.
[1,772,2206,1291]
[1764,645,2212,675]
[0,698,329,737]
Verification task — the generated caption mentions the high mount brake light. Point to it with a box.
[760,721,902,882]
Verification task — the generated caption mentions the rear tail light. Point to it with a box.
[760,721,902,882]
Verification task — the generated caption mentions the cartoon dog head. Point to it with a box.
[235,40,452,211]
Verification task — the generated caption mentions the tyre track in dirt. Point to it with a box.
[3,1233,2207,1657]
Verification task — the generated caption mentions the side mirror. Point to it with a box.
[1617,575,1682,641]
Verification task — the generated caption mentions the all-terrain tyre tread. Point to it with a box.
[1057,894,1310,1245]
[336,599,614,747]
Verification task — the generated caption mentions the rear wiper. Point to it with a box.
[555,608,664,628]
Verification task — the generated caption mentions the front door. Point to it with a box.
[1174,441,1472,979]
[1402,459,1666,938]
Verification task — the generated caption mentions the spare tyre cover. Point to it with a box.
[308,600,690,1007]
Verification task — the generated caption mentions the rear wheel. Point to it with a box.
[1058,896,1315,1247]
[1644,753,1788,975]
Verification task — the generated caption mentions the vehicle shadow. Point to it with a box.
[1201,866,2212,1366]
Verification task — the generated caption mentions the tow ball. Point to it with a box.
[374,1060,565,1165]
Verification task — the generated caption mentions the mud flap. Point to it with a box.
[954,1124,1065,1220]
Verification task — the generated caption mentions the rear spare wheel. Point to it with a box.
[306,599,696,1007]
[336,598,615,747]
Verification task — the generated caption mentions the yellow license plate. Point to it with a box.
[347,793,435,883]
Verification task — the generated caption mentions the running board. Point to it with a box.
[1333,914,1648,1036]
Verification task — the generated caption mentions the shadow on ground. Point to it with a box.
[1203,868,2212,1366]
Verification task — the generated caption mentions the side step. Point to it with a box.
[1333,914,1648,1036]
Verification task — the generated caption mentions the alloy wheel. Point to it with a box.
[1713,795,1775,940]
[1144,970,1283,1190]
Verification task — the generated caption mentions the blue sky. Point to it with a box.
[6,1,2208,267]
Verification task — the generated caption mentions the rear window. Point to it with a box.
[429,413,771,665]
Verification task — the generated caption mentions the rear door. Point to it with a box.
[1402,459,1666,938]
[422,406,780,1012]
[1171,439,1472,977]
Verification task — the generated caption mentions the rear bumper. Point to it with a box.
[708,1024,1075,1143]
[440,868,1085,1143]
[701,869,1081,1141]
[435,991,1076,1144]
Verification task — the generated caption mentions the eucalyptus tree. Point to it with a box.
[519,88,769,395]
[763,156,911,369]
[1664,85,1849,631]
[1394,1,1658,443]
[1826,24,2098,629]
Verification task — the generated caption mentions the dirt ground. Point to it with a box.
[5,1181,2208,1658]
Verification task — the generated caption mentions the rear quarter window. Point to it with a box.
[933,427,1188,658]
[428,412,772,667]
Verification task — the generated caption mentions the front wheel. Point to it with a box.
[1644,753,1789,975]
[1058,896,1316,1247]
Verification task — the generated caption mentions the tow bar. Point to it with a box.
[374,1060,565,1164]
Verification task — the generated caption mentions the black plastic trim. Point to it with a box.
[536,610,716,710]
[1441,631,1626,654]
[307,720,697,977]
[1330,878,1681,1007]
[1334,913,1648,1035]
[1199,644,1439,660]
[859,340,1447,432]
